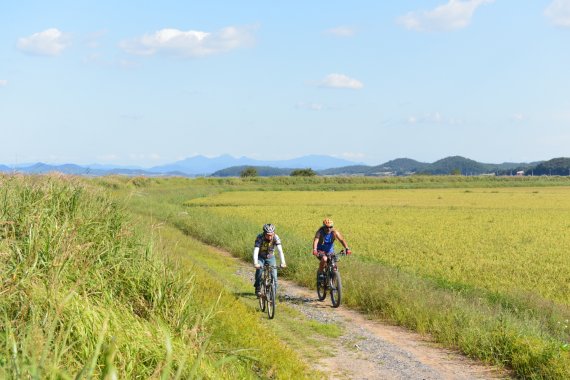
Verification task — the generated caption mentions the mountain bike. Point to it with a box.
[316,250,345,308]
[258,262,277,319]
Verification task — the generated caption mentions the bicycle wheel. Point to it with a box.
[267,282,276,319]
[316,271,327,301]
[258,287,266,311]
[330,271,342,308]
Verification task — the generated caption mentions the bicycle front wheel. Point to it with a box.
[316,271,326,301]
[267,282,276,319]
[259,286,266,312]
[330,271,342,308]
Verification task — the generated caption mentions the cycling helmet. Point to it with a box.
[322,218,334,227]
[263,223,276,233]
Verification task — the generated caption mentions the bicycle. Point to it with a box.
[258,262,278,319]
[316,249,346,308]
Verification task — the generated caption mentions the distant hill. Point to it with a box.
[368,158,430,175]
[196,156,570,177]
[532,157,570,176]
[151,155,364,175]
[421,156,491,175]
[0,163,187,177]
[211,166,294,177]
[319,165,372,175]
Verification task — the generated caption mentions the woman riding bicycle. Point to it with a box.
[313,218,351,281]
[253,224,287,296]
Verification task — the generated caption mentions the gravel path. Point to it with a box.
[231,258,509,380]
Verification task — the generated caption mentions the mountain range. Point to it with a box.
[148,154,363,175]
[1,155,569,177]
[0,155,361,177]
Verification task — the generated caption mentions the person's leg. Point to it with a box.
[254,257,266,294]
[268,256,277,291]
[319,254,328,273]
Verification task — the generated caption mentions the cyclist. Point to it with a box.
[253,223,287,296]
[313,218,351,281]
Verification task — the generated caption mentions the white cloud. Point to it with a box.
[120,25,256,57]
[0,80,7,87]
[296,102,325,111]
[398,0,494,32]
[545,0,570,27]
[512,113,525,122]
[17,28,71,56]
[406,112,462,125]
[324,26,356,37]
[319,73,363,89]
[334,152,366,160]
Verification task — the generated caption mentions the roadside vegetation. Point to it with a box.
[100,175,570,379]
[0,174,315,379]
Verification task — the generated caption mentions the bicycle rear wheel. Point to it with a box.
[267,282,276,319]
[330,271,342,308]
[316,271,327,301]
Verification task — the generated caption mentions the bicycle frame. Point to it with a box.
[258,262,277,319]
[317,250,345,308]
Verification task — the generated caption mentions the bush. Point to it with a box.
[240,167,258,177]
[290,168,317,177]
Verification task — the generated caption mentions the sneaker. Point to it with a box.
[255,286,261,297]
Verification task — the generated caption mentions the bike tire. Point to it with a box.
[259,283,266,312]
[330,271,342,308]
[267,282,276,319]
[316,271,327,301]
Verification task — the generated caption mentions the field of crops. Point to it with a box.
[162,181,570,377]
[188,187,570,305]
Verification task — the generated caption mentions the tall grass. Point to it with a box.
[1,174,317,379]
[0,175,303,378]
[0,174,208,378]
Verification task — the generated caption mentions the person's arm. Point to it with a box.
[253,247,260,267]
[312,230,320,255]
[334,230,349,250]
[276,244,286,267]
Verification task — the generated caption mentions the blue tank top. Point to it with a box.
[317,231,335,253]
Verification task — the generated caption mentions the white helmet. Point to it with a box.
[263,224,276,233]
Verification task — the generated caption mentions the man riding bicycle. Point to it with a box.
[253,224,287,296]
[313,218,351,281]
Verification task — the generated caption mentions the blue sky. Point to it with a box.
[1,1,569,167]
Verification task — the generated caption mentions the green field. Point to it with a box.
[140,176,570,378]
[188,187,570,305]
[3,174,570,379]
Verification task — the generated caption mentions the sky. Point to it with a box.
[1,0,570,167]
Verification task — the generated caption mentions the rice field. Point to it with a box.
[187,187,570,306]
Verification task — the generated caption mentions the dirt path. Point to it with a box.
[220,248,509,379]
[274,279,507,380]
